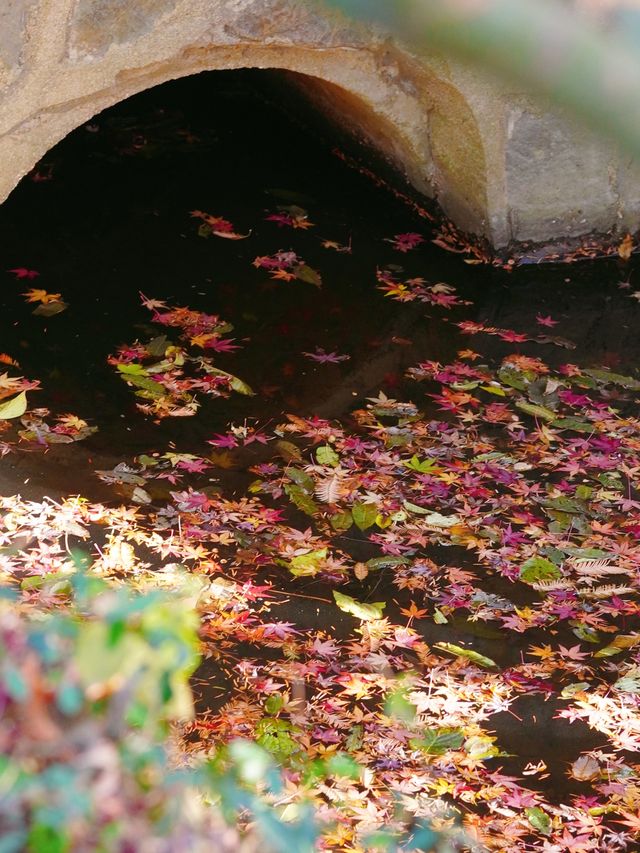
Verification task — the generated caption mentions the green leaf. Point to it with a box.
[0,391,27,420]
[614,668,640,693]
[594,634,640,658]
[551,417,594,433]
[265,694,284,714]
[330,510,353,532]
[560,682,590,698]
[228,374,255,396]
[288,548,327,577]
[497,366,527,390]
[119,372,166,398]
[27,824,69,853]
[117,362,148,376]
[283,483,319,517]
[519,556,562,583]
[227,739,274,785]
[316,445,339,467]
[275,439,302,462]
[575,485,593,500]
[410,728,464,755]
[286,468,315,492]
[525,807,551,836]
[256,717,298,758]
[146,335,169,357]
[205,367,254,396]
[385,689,417,723]
[434,642,497,668]
[326,753,360,780]
[584,368,640,389]
[352,502,379,530]
[515,401,557,421]
[402,454,440,473]
[572,624,600,644]
[480,384,507,396]
[541,496,586,514]
[365,556,411,571]
[333,591,385,621]
[294,263,322,287]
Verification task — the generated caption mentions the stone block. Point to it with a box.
[505,105,618,243]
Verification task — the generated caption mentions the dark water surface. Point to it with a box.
[1,71,639,812]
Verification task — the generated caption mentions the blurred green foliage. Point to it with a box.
[0,571,455,852]
[325,0,640,160]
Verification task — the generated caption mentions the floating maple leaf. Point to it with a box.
[190,210,249,239]
[22,288,62,304]
[8,268,39,279]
[536,313,559,327]
[302,347,350,364]
[385,232,424,252]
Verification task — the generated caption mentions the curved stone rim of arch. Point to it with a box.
[0,28,491,248]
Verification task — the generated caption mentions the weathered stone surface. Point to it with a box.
[0,0,638,255]
[70,0,179,56]
[223,0,366,46]
[0,0,35,68]
[506,105,619,243]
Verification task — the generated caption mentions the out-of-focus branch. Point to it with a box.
[324,0,640,160]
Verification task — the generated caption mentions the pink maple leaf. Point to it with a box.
[204,337,241,352]
[207,433,238,448]
[498,330,529,342]
[536,313,559,327]
[302,347,350,364]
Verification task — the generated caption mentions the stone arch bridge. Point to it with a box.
[1,0,638,254]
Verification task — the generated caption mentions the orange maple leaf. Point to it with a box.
[22,288,62,304]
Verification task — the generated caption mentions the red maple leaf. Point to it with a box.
[8,268,39,279]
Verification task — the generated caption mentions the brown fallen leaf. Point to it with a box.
[618,232,634,261]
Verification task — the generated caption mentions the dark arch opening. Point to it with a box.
[0,69,465,500]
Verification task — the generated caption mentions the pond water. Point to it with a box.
[1,71,639,850]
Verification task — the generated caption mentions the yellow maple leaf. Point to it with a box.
[528,643,555,660]
[189,333,216,349]
[23,288,62,304]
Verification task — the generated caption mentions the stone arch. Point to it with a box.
[0,0,491,241]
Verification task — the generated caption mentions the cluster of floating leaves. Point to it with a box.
[107,294,253,418]
[2,201,640,852]
[0,363,95,452]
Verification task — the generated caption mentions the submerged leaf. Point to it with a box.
[294,264,322,287]
[434,642,497,668]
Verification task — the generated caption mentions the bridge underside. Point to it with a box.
[1,0,638,256]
